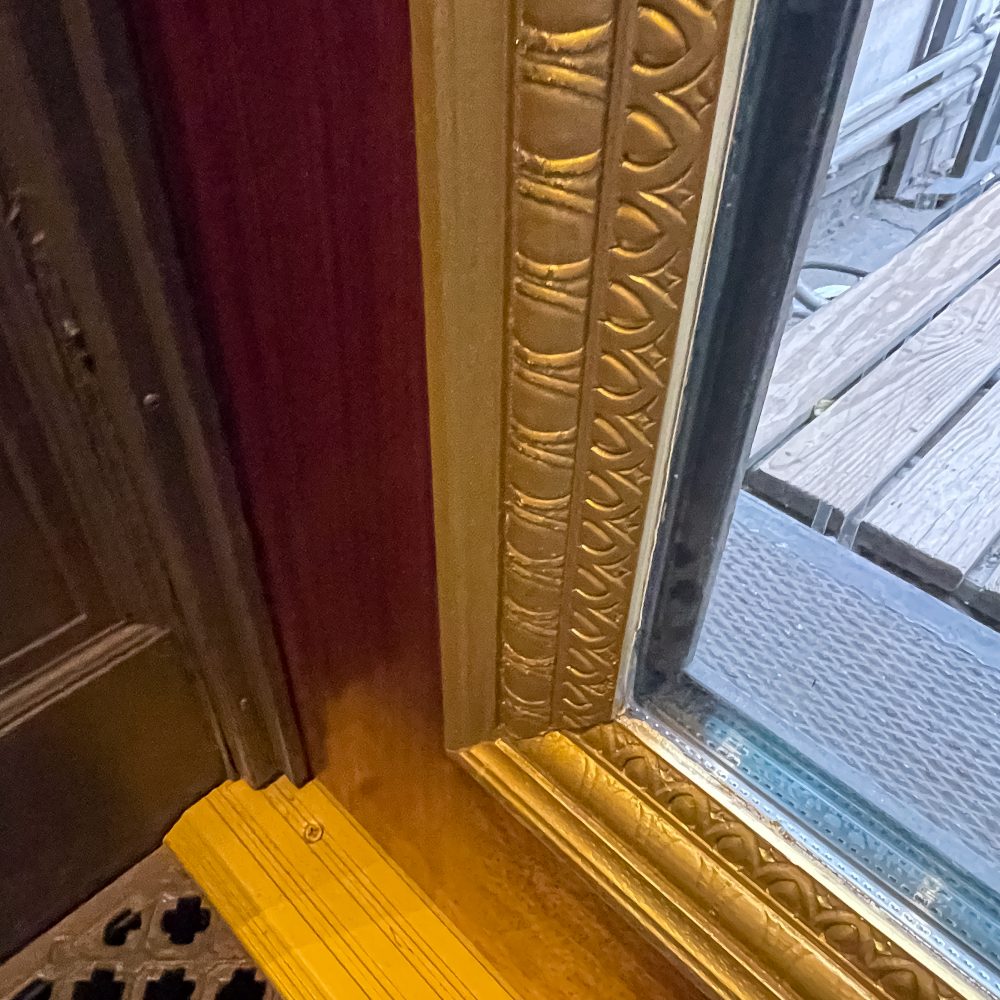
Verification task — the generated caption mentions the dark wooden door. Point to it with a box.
[0,206,226,960]
[0,0,315,957]
[0,0,313,953]
[0,0,310,958]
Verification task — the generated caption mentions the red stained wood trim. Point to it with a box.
[124,0,438,765]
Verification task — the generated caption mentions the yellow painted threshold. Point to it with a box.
[166,778,516,999]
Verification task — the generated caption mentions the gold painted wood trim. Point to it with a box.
[409,0,509,748]
[414,1,974,998]
[462,726,963,1000]
[412,0,737,744]
[166,779,517,1000]
[499,0,733,737]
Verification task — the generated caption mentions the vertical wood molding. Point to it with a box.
[410,0,509,748]
[500,0,618,736]
[500,0,732,737]
[0,0,305,783]
[128,0,430,768]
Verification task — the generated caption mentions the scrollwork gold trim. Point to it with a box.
[499,0,732,736]
[462,725,963,1000]
[500,0,617,737]
[413,1,973,996]
[577,724,963,1000]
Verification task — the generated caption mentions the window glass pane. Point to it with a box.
[633,0,1000,988]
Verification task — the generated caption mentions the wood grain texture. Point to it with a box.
[970,559,1000,620]
[859,382,1000,590]
[752,264,1000,528]
[167,779,516,1000]
[751,184,1000,462]
[409,0,507,748]
[961,542,1000,621]
[125,0,435,770]
[130,2,707,995]
[314,628,710,1000]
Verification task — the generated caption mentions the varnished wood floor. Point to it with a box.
[305,599,707,999]
[168,779,516,999]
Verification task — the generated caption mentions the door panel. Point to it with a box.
[0,205,227,961]
[0,452,83,664]
[0,626,224,954]
[0,0,303,788]
[0,282,118,687]
[0,12,233,959]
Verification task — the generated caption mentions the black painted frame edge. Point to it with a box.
[633,0,875,691]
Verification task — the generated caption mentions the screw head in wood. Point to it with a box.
[302,822,323,844]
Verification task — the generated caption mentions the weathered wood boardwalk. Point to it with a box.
[749,183,1000,613]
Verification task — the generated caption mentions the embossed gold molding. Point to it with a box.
[411,1,972,997]
[499,0,732,737]
[463,724,963,1000]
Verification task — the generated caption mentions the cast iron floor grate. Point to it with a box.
[0,849,276,1000]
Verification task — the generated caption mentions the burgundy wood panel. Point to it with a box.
[124,7,705,994]
[124,0,438,762]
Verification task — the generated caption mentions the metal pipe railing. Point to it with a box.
[840,24,998,135]
[830,64,982,171]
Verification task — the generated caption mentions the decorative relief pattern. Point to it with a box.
[500,0,616,735]
[555,0,729,727]
[499,0,731,735]
[578,723,961,1000]
[493,11,969,996]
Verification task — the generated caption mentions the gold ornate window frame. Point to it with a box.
[408,0,977,997]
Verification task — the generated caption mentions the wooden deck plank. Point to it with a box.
[750,184,1000,462]
[972,564,1000,621]
[166,779,517,1000]
[857,383,1000,590]
[961,548,1000,622]
[750,265,1000,529]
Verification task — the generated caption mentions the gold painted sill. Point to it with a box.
[461,725,968,1000]
[166,778,516,1000]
